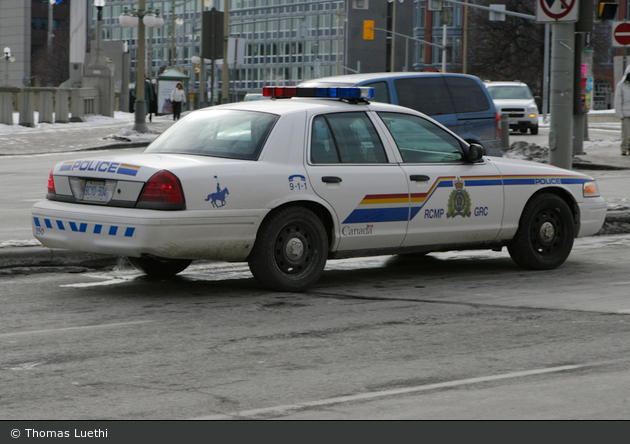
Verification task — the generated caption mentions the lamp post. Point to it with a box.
[388,0,404,72]
[119,1,164,133]
[94,0,106,67]
[48,0,55,49]
[3,47,16,87]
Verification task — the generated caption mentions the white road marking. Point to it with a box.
[0,320,154,338]
[190,359,629,420]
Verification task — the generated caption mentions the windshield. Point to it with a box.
[487,85,533,100]
[145,110,279,160]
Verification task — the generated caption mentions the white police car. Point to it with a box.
[31,86,607,291]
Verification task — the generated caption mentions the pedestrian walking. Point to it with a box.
[145,77,157,122]
[614,65,630,155]
[170,82,186,121]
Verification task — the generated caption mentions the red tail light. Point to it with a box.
[47,169,56,196]
[136,170,185,210]
[495,113,501,139]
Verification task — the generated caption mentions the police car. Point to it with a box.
[31,86,607,291]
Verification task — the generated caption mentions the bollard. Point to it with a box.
[500,113,510,151]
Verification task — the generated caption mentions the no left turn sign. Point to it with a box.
[613,21,630,47]
[536,0,579,22]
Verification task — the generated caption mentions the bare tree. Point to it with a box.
[467,0,545,95]
[32,25,70,87]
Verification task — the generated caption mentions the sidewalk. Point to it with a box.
[0,111,629,272]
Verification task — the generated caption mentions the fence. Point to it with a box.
[0,87,100,127]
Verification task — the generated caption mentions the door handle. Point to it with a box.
[410,175,430,182]
[322,176,342,183]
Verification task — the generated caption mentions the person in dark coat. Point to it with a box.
[145,77,157,122]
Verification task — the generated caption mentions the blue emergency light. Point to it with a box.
[262,86,374,100]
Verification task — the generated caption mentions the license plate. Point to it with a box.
[83,180,108,202]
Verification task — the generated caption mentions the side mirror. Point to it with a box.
[468,143,485,162]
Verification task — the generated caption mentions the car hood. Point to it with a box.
[492,98,536,107]
[51,152,244,182]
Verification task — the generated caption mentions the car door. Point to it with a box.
[306,111,410,252]
[375,112,504,247]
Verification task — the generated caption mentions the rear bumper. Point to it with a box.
[31,200,264,261]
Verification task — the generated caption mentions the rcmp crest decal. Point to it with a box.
[447,177,471,218]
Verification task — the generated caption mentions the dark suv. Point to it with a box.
[299,72,503,156]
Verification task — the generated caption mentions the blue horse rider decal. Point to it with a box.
[205,176,229,208]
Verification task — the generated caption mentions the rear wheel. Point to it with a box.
[507,193,574,270]
[248,206,328,292]
[127,256,192,277]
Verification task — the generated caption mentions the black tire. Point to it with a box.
[507,193,575,270]
[248,206,328,292]
[128,256,192,277]
[530,124,539,135]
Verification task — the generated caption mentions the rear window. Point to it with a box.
[363,81,390,103]
[393,77,456,116]
[443,77,491,113]
[145,110,278,160]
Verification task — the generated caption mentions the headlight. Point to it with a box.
[583,180,600,197]
[528,106,538,114]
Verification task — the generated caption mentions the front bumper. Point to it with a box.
[577,197,607,238]
[31,200,264,261]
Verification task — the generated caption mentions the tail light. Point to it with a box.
[495,113,501,140]
[47,169,56,197]
[136,170,186,210]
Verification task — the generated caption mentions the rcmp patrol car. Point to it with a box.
[31,86,607,291]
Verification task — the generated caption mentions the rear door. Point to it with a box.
[444,76,497,144]
[306,111,410,252]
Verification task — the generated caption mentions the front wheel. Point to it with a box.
[248,206,328,292]
[530,124,539,135]
[127,256,192,277]
[507,193,575,270]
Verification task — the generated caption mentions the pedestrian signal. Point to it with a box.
[363,20,374,40]
[598,1,618,20]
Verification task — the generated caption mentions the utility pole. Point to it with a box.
[221,0,229,103]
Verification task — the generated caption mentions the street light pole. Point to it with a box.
[48,0,55,49]
[119,1,164,133]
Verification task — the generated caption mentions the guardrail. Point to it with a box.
[0,86,100,127]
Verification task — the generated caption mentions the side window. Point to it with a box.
[311,112,388,164]
[444,77,491,113]
[378,112,464,163]
[363,81,390,103]
[311,116,340,163]
[393,77,456,116]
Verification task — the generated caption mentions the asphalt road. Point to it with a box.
[2,233,630,420]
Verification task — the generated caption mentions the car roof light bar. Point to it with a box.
[262,86,374,100]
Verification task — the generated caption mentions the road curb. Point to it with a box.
[0,247,118,270]
[1,211,629,271]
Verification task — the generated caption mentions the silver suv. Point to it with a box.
[485,81,540,135]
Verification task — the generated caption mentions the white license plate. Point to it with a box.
[83,180,108,202]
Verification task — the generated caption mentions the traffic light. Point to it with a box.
[598,1,618,20]
[427,0,443,11]
[363,20,374,40]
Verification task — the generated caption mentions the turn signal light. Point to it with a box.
[136,170,186,210]
[583,181,600,197]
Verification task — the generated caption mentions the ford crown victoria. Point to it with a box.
[31,87,607,291]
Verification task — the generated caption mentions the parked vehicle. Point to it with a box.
[32,86,606,292]
[299,72,503,156]
[485,81,540,135]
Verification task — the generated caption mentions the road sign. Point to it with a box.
[536,0,579,22]
[612,21,630,47]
